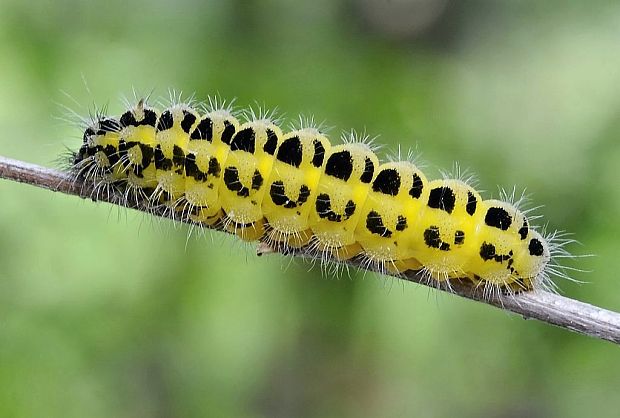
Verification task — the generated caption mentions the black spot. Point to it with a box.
[360,157,374,183]
[207,157,221,177]
[298,185,310,204]
[315,193,341,222]
[251,170,263,190]
[325,151,353,181]
[277,136,303,167]
[480,242,513,263]
[466,191,477,216]
[485,207,512,230]
[396,215,408,231]
[191,118,213,141]
[172,145,185,167]
[120,111,137,127]
[270,181,288,206]
[138,143,154,168]
[529,238,544,256]
[185,153,207,182]
[454,230,465,245]
[221,120,236,145]
[263,129,278,155]
[344,200,356,218]
[366,211,392,238]
[428,186,456,214]
[424,226,450,251]
[372,168,401,196]
[154,146,172,171]
[480,242,496,261]
[409,173,424,199]
[312,139,325,167]
[157,110,173,131]
[230,128,256,153]
[143,109,157,127]
[519,219,529,240]
[181,110,197,134]
[223,167,250,197]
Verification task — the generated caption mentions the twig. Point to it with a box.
[1,154,619,345]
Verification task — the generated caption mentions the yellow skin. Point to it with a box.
[74,100,554,291]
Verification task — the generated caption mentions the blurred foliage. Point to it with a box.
[0,0,619,417]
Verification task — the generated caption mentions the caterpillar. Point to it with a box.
[69,94,566,295]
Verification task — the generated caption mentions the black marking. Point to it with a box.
[191,117,213,141]
[270,182,311,208]
[157,110,173,131]
[208,157,221,177]
[454,230,465,245]
[466,191,477,216]
[424,226,450,251]
[154,146,172,171]
[480,242,512,263]
[428,186,456,214]
[263,129,278,155]
[396,215,408,231]
[181,111,197,134]
[298,185,310,204]
[223,167,250,197]
[485,207,512,230]
[345,200,356,218]
[185,153,207,182]
[270,181,288,206]
[277,136,303,167]
[172,145,185,168]
[519,219,529,240]
[529,238,544,256]
[315,194,355,222]
[143,109,157,127]
[312,139,325,167]
[230,128,256,153]
[360,157,374,183]
[221,120,236,145]
[251,170,263,190]
[120,111,137,127]
[409,173,424,199]
[372,168,401,196]
[325,151,353,181]
[366,211,392,238]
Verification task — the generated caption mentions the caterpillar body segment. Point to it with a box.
[353,161,429,274]
[153,105,200,203]
[70,97,557,294]
[184,110,240,225]
[261,128,331,249]
[118,101,159,197]
[307,142,380,260]
[220,119,283,241]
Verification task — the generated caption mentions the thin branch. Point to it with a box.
[2,154,620,345]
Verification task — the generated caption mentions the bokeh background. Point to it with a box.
[1,0,619,417]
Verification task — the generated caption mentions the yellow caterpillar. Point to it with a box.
[71,96,557,293]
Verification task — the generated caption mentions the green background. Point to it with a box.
[0,1,619,417]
